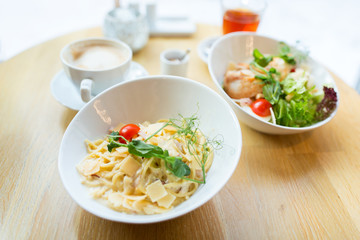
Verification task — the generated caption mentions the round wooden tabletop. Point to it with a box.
[1,24,360,239]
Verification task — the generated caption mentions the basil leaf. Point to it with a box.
[107,128,194,180]
[155,150,188,176]
[172,158,191,177]
[128,141,190,178]
[128,140,163,158]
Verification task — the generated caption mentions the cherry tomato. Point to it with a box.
[250,99,271,117]
[119,124,140,143]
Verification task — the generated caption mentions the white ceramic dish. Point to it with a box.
[51,61,148,110]
[208,32,339,135]
[58,75,242,223]
[197,36,219,63]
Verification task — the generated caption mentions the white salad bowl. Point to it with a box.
[208,32,339,134]
[58,75,242,224]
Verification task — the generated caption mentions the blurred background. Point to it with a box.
[0,0,359,90]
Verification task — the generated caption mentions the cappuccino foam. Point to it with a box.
[71,44,128,70]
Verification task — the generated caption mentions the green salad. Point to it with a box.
[223,43,338,128]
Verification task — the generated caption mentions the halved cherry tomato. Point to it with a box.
[250,99,271,117]
[119,124,140,143]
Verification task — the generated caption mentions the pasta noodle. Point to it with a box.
[77,119,214,215]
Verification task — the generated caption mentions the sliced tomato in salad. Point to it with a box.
[250,99,272,117]
[119,124,140,143]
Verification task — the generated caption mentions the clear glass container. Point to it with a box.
[103,7,149,53]
[221,0,267,34]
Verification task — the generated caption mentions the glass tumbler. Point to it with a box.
[221,0,267,34]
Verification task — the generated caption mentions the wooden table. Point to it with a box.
[1,24,360,239]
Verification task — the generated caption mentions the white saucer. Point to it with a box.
[51,61,149,111]
[197,36,220,63]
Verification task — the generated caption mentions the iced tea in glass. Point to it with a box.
[222,0,267,34]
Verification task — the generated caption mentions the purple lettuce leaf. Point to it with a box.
[316,86,338,121]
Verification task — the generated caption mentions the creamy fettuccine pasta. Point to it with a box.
[77,119,213,215]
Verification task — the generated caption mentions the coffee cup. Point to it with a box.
[60,37,132,102]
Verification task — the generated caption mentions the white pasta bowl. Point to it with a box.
[58,75,242,223]
[208,32,339,134]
